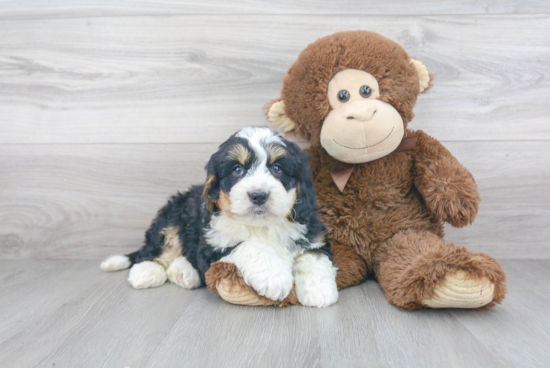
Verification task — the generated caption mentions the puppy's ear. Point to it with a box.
[264,99,296,133]
[203,152,221,213]
[283,140,317,224]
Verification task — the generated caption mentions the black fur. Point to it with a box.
[282,139,332,261]
[131,185,230,284]
[127,129,332,286]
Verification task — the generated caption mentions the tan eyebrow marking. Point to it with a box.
[228,144,250,165]
[267,144,287,164]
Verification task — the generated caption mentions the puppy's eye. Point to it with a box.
[233,165,244,177]
[271,164,283,176]
[337,90,350,102]
[359,85,372,98]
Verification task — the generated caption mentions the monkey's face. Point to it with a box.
[320,69,404,164]
[267,31,431,164]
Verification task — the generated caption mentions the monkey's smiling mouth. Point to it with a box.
[333,127,395,150]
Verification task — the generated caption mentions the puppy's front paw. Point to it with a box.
[220,241,294,301]
[294,253,338,308]
[246,269,294,301]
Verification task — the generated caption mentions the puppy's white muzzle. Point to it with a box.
[229,172,295,223]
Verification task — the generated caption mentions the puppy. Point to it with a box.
[101,127,338,307]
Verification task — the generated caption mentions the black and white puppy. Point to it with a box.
[101,127,338,307]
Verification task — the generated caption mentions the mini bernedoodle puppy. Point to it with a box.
[101,127,338,307]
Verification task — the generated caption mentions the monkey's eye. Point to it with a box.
[271,164,283,176]
[233,165,244,177]
[337,90,350,102]
[359,85,372,98]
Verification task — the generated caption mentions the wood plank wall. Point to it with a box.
[1,1,549,259]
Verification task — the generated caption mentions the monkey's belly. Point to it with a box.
[319,193,442,266]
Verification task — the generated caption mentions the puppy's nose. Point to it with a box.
[248,191,269,206]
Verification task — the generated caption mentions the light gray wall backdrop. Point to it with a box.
[0,1,549,259]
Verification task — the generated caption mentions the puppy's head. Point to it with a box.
[204,127,314,226]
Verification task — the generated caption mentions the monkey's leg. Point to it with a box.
[205,262,300,307]
[374,229,507,310]
[332,244,369,289]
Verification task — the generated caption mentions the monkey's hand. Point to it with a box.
[413,131,481,228]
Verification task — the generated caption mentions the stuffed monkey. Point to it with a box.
[206,31,506,309]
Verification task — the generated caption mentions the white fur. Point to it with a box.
[206,214,307,252]
[212,127,337,304]
[220,241,294,301]
[293,253,339,308]
[236,127,285,149]
[236,127,283,174]
[166,256,201,289]
[100,255,131,271]
[230,127,294,224]
[128,261,167,289]
[237,127,284,173]
[229,173,296,221]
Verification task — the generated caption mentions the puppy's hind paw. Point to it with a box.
[100,255,131,271]
[166,256,201,289]
[128,261,167,289]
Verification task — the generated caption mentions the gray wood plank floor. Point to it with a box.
[1,2,548,367]
[0,259,548,368]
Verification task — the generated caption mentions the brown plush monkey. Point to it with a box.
[206,30,506,309]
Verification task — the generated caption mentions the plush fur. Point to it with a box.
[101,127,338,308]
[374,229,506,310]
[208,31,507,310]
[206,262,301,307]
[279,31,431,145]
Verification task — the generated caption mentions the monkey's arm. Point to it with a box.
[412,130,481,228]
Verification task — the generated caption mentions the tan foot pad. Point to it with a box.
[217,279,279,306]
[422,271,495,309]
[217,279,300,307]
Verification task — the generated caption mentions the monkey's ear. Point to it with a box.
[265,99,296,132]
[410,59,431,94]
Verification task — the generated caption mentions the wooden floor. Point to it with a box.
[1,2,549,368]
[0,259,547,368]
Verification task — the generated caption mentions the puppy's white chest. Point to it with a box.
[206,215,307,258]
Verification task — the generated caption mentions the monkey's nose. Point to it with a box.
[347,105,377,121]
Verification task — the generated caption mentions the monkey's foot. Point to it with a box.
[205,261,300,307]
[422,271,495,309]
